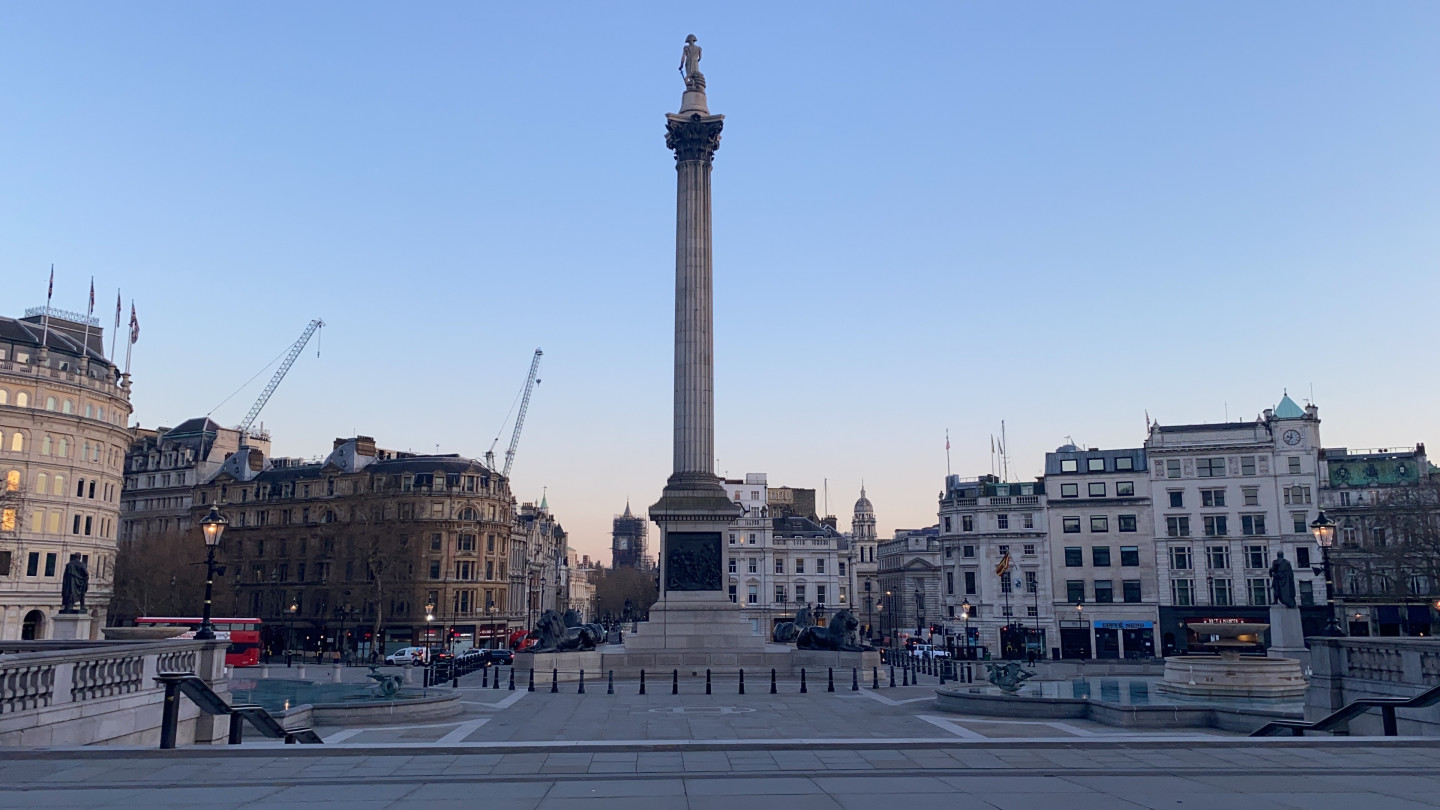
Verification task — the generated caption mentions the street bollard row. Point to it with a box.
[493,665,923,695]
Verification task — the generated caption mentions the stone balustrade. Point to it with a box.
[1307,636,1440,735]
[0,639,224,746]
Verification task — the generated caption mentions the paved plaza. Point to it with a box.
[5,668,1439,809]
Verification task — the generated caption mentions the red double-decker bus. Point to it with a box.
[135,617,263,667]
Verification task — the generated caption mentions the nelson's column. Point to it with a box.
[632,35,755,652]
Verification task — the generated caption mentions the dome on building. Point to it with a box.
[854,485,873,516]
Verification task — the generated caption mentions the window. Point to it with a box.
[1248,578,1269,606]
[774,559,783,574]
[1201,489,1226,507]
[44,553,57,577]
[964,571,976,595]
[997,514,1009,529]
[1061,459,1078,473]
[428,560,441,579]
[1292,511,1308,534]
[1240,456,1256,476]
[1023,543,1035,556]
[775,585,786,604]
[1088,482,1106,497]
[1288,457,1302,474]
[1061,483,1079,498]
[1119,546,1139,566]
[943,517,951,532]
[458,534,476,552]
[1088,458,1106,472]
[1090,516,1109,532]
[1116,481,1135,497]
[962,545,976,558]
[1064,547,1083,567]
[818,558,829,575]
[795,559,805,574]
[998,544,1010,556]
[1169,546,1193,570]
[1023,513,1034,529]
[1092,546,1111,567]
[1118,514,1137,533]
[1115,457,1134,471]
[1283,486,1312,505]
[946,571,954,595]
[1241,515,1267,536]
[1122,580,1142,603]
[26,552,39,576]
[1063,517,1081,533]
[748,558,758,574]
[1207,546,1231,572]
[795,584,806,602]
[1203,516,1228,537]
[1197,457,1225,478]
[1067,580,1085,603]
[1166,460,1182,478]
[1171,578,1195,606]
[728,585,737,603]
[962,515,974,532]
[1210,578,1233,606]
[1296,547,1311,568]
[430,533,442,551]
[728,558,737,574]
[1024,570,1038,593]
[747,585,758,605]
[1167,516,1190,537]
[1094,580,1114,603]
[728,533,736,545]
[1299,579,1314,606]
[1168,491,1184,508]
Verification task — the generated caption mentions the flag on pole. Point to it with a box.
[995,553,1012,577]
[47,265,54,302]
[114,291,122,328]
[80,277,96,357]
[41,264,55,348]
[87,278,94,314]
[129,303,139,344]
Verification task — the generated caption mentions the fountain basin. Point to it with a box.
[1157,654,1306,699]
[229,678,461,725]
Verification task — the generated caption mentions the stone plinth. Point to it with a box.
[1157,654,1307,699]
[1267,605,1310,671]
[50,613,92,641]
[623,592,758,652]
[514,650,604,682]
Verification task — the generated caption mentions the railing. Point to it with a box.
[1252,683,1440,737]
[0,640,214,717]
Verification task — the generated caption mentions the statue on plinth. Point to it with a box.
[530,609,598,652]
[985,661,1036,695]
[1269,552,1297,609]
[796,609,870,652]
[60,553,88,614]
[679,34,705,90]
[772,606,814,643]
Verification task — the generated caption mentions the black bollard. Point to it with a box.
[494,666,501,690]
[738,669,745,695]
[528,667,535,692]
[509,667,516,691]
[705,669,712,695]
[607,670,614,695]
[551,667,558,694]
[889,665,896,687]
[578,670,585,694]
[482,667,489,688]
[800,668,808,694]
[827,667,834,693]
[452,673,459,689]
[872,666,879,689]
[903,667,910,686]
[770,668,777,694]
[672,669,679,695]
[852,667,859,691]
[640,669,646,695]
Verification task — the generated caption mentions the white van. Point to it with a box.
[385,646,427,666]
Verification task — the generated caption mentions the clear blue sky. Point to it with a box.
[4,3,1437,562]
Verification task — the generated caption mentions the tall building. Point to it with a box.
[937,475,1049,658]
[1043,446,1156,660]
[1319,444,1437,636]
[850,486,880,638]
[511,497,566,633]
[1,307,133,640]
[121,418,268,542]
[1145,395,1329,654]
[767,485,817,521]
[200,436,515,654]
[610,501,648,569]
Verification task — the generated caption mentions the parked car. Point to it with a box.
[910,643,950,659]
[385,647,427,666]
[458,647,486,664]
[425,647,454,664]
[482,649,515,666]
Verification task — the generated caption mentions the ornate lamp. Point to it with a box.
[1310,511,1343,635]
[194,505,229,640]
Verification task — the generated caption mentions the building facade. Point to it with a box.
[850,486,880,639]
[511,498,566,635]
[1043,446,1157,659]
[876,525,941,645]
[937,475,1049,658]
[121,418,268,543]
[610,501,649,569]
[199,436,515,655]
[1,308,133,640]
[1146,395,1330,654]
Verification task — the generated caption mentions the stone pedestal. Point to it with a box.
[1268,605,1310,672]
[50,613,92,641]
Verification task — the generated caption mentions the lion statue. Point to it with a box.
[771,606,814,643]
[530,609,598,652]
[796,609,868,652]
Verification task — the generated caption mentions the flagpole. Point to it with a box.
[945,429,951,478]
[41,264,54,350]
[124,300,135,376]
[1001,420,1008,483]
[80,277,94,362]
[110,290,121,361]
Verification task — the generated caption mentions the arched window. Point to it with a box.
[85,404,93,419]
[35,472,47,492]
[45,396,56,411]
[4,470,18,491]
[58,438,69,458]
[10,432,22,452]
[76,477,86,498]
[16,392,29,408]
[53,475,65,496]
[0,389,7,405]
[97,406,105,421]
[459,507,479,521]
[41,436,52,455]
[62,399,73,414]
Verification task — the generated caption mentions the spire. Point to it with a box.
[622,499,633,518]
[540,486,549,511]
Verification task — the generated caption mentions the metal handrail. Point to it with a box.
[1250,682,1440,737]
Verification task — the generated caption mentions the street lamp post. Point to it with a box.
[960,598,971,659]
[286,601,298,665]
[884,590,893,648]
[195,505,229,640]
[1310,511,1344,636]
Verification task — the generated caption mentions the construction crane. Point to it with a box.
[486,348,542,479]
[237,319,325,438]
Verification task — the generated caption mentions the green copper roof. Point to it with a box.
[1275,394,1305,419]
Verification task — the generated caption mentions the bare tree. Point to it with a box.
[349,505,415,646]
[111,528,208,623]
[592,565,658,622]
[1335,479,1440,630]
